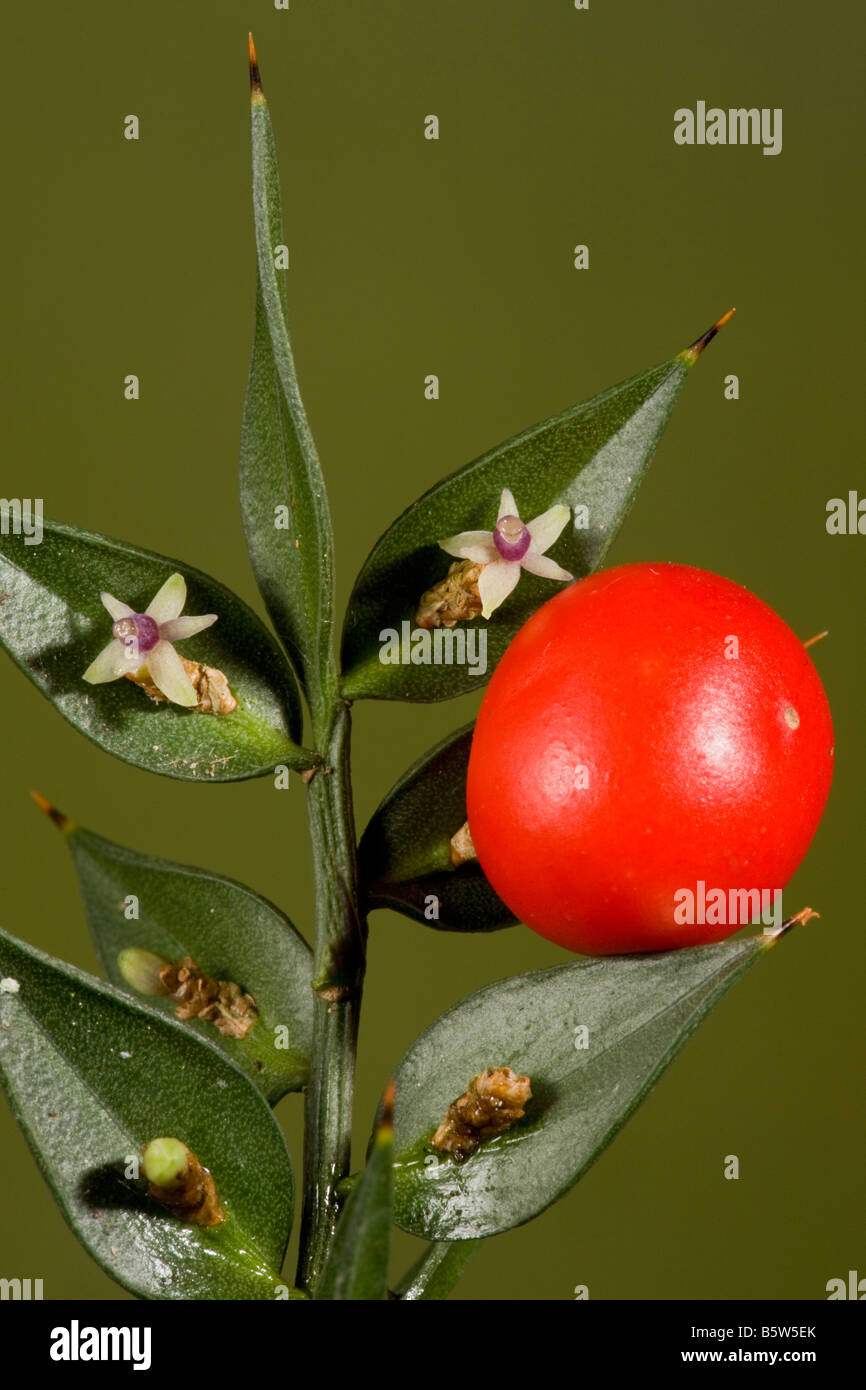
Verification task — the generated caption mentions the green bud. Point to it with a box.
[117,947,170,997]
[142,1136,189,1189]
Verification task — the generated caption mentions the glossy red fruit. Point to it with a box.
[467,563,833,955]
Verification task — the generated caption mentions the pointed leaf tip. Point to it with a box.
[762,905,820,947]
[248,33,263,96]
[29,791,72,835]
[379,1080,396,1135]
[681,307,736,364]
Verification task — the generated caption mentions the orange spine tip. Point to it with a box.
[29,791,71,834]
[681,307,736,363]
[248,33,263,95]
[803,630,829,650]
[380,1079,396,1132]
[764,905,820,945]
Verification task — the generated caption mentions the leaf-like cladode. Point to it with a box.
[0,520,310,781]
[359,724,515,932]
[0,927,297,1299]
[392,934,775,1239]
[47,815,314,1102]
[241,50,336,727]
[342,330,719,702]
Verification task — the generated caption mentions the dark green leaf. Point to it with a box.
[0,926,296,1299]
[392,933,777,1239]
[394,1240,480,1300]
[359,725,515,932]
[0,519,311,781]
[44,809,313,1102]
[342,322,725,702]
[241,60,336,727]
[314,1088,394,1300]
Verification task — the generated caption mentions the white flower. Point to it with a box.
[439,488,573,619]
[82,573,217,707]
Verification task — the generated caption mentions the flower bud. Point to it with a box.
[117,948,171,997]
[141,1137,225,1226]
[142,1136,189,1189]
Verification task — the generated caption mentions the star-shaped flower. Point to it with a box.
[439,488,573,618]
[82,573,218,707]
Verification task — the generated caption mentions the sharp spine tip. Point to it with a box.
[380,1079,396,1132]
[248,33,263,94]
[682,307,736,362]
[29,790,71,834]
[763,905,820,945]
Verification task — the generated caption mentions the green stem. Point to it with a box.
[296,701,366,1294]
[394,1240,481,1300]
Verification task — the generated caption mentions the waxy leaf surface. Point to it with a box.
[0,927,295,1299]
[58,820,313,1102]
[0,520,308,780]
[342,345,699,701]
[360,725,516,932]
[241,71,336,726]
[392,936,773,1239]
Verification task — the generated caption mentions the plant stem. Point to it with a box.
[296,701,366,1293]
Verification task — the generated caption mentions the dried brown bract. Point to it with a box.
[125,659,238,714]
[160,956,258,1040]
[144,1141,225,1228]
[415,560,483,630]
[449,820,477,867]
[431,1066,532,1163]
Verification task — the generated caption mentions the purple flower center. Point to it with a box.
[113,612,160,657]
[493,515,531,562]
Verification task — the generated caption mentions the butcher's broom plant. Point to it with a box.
[0,38,819,1300]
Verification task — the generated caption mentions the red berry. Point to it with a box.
[467,563,833,954]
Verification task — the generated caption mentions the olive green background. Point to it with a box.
[0,0,862,1301]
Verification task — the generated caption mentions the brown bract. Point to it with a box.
[125,659,238,714]
[431,1066,532,1163]
[449,820,477,867]
[415,560,483,630]
[160,957,258,1040]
